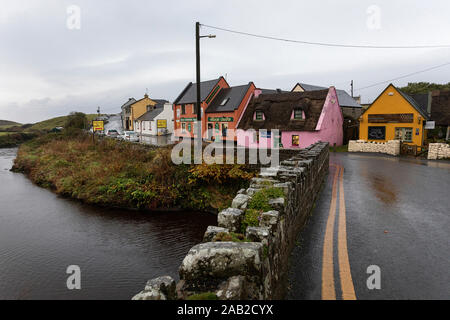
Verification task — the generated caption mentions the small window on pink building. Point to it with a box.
[292,109,304,120]
[292,135,300,147]
[254,110,264,121]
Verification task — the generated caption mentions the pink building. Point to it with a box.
[236,87,343,149]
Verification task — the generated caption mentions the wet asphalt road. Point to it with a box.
[287,152,450,300]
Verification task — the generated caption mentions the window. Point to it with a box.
[187,123,192,132]
[293,109,303,120]
[368,126,386,140]
[182,123,186,132]
[395,127,413,142]
[146,105,153,112]
[220,98,230,106]
[255,110,264,121]
[292,135,300,147]
[181,105,186,115]
[148,122,151,130]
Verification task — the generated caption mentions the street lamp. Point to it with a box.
[195,22,216,140]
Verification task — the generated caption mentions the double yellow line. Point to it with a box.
[321,164,356,300]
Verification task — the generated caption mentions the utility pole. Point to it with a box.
[351,80,354,98]
[196,22,201,125]
[195,22,215,144]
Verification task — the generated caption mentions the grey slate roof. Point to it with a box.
[121,98,137,109]
[174,78,222,105]
[258,88,288,95]
[295,83,362,108]
[136,107,164,121]
[152,99,169,105]
[206,83,252,113]
[410,93,430,117]
[398,90,429,119]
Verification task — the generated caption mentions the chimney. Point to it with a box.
[144,93,149,98]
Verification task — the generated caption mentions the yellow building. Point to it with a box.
[359,84,429,148]
[121,94,159,131]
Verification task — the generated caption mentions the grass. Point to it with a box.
[0,120,21,128]
[13,131,256,211]
[30,114,98,131]
[186,292,218,300]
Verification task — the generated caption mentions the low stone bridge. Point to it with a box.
[133,142,330,300]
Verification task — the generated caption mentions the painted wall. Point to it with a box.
[237,87,343,149]
[359,84,425,146]
[173,78,229,139]
[205,83,256,141]
[129,95,157,131]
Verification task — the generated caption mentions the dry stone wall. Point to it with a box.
[133,142,329,300]
[348,140,400,156]
[428,143,450,160]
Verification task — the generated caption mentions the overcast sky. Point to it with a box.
[1,0,450,123]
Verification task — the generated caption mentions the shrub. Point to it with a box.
[247,187,285,212]
[241,209,261,233]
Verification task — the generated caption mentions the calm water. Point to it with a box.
[0,148,215,300]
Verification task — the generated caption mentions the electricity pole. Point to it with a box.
[195,22,216,142]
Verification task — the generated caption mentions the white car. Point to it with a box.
[121,131,139,142]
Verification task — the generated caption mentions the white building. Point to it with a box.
[134,102,174,136]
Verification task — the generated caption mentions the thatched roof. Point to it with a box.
[237,90,328,131]
[431,90,450,126]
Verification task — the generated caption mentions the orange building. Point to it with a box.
[173,77,256,141]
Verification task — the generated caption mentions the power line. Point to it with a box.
[201,24,450,49]
[355,61,450,91]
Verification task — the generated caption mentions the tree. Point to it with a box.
[65,112,88,130]
[399,82,450,95]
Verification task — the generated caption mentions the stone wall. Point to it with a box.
[133,142,330,300]
[348,139,400,156]
[428,143,450,160]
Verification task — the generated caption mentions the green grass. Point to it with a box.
[30,114,97,131]
[186,292,218,300]
[0,120,21,128]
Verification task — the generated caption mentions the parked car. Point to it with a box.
[122,131,139,142]
[107,129,120,138]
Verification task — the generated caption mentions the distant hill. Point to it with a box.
[30,114,98,131]
[0,120,22,129]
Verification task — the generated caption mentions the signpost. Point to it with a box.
[92,120,104,144]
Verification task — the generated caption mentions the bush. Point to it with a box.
[247,187,285,212]
[241,209,261,233]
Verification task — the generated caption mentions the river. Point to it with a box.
[0,148,216,300]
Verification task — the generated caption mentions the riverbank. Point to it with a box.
[12,132,257,212]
